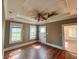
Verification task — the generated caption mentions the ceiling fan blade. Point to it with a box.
[48,11,58,17]
[40,15,47,20]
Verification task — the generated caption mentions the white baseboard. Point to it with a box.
[40,42,63,50]
[4,40,63,52]
[4,40,37,52]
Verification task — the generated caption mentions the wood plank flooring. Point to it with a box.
[4,43,77,59]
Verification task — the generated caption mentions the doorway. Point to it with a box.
[62,23,77,53]
[39,25,46,43]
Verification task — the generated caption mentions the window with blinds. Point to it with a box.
[9,23,23,44]
[30,25,37,40]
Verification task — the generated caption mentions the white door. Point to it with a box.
[39,26,46,43]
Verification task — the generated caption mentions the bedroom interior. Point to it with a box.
[3,0,77,59]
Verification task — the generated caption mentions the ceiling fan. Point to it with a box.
[34,10,58,21]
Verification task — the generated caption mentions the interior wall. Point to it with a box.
[46,18,77,47]
[4,20,37,48]
[2,0,5,50]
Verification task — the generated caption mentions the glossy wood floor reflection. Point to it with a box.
[4,43,77,59]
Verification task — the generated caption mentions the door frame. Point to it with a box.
[62,23,77,50]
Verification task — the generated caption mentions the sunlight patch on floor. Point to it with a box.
[32,45,41,49]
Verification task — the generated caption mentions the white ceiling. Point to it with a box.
[4,0,77,24]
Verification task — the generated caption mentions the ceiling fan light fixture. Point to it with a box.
[32,10,58,21]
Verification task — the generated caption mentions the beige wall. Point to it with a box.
[4,20,37,48]
[2,0,5,50]
[46,18,77,47]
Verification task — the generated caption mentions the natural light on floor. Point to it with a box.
[9,49,22,59]
[65,42,68,48]
[32,45,41,49]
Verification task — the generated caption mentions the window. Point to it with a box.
[68,25,77,38]
[39,26,46,33]
[9,23,23,44]
[30,25,37,40]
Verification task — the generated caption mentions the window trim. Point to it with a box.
[9,22,23,44]
[30,25,37,40]
[62,23,77,49]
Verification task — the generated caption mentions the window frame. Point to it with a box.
[30,25,37,40]
[62,23,77,49]
[9,22,23,44]
[68,26,77,38]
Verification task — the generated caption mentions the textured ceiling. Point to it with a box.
[4,0,77,24]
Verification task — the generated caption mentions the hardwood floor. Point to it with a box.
[4,43,77,59]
